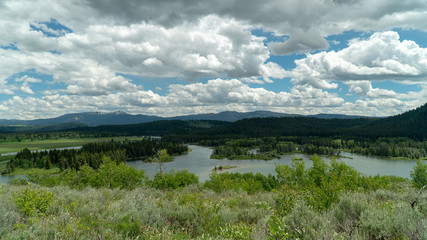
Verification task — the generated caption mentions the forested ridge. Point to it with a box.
[65,103,427,141]
[358,103,427,139]
[1,103,426,141]
[199,103,427,140]
[70,120,229,137]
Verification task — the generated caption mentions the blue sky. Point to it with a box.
[0,0,427,119]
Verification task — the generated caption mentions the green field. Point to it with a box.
[0,136,143,154]
[5,167,60,176]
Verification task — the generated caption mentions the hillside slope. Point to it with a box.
[358,103,427,140]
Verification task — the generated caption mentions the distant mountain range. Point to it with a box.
[0,110,368,127]
[71,103,427,140]
[1,103,426,139]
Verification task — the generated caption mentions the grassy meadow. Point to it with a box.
[0,136,143,154]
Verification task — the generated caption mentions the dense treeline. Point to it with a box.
[213,117,375,138]
[4,138,188,173]
[72,120,229,137]
[173,103,427,141]
[359,102,427,140]
[206,136,427,160]
[81,138,188,159]
[0,122,87,134]
[5,148,127,174]
[0,132,117,143]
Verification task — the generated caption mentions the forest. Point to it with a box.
[3,138,187,174]
[207,136,427,160]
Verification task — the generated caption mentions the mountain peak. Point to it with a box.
[112,110,126,115]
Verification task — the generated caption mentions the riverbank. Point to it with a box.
[212,165,237,171]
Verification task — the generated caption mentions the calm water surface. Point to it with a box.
[0,175,26,184]
[127,145,421,182]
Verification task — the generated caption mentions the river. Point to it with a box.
[1,145,422,184]
[127,145,421,182]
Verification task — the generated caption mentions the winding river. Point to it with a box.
[1,145,423,184]
[127,145,420,182]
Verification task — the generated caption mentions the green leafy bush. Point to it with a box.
[411,160,427,189]
[29,157,147,190]
[275,155,406,212]
[152,170,198,190]
[113,215,143,238]
[91,158,147,189]
[13,186,55,217]
[219,223,255,239]
[204,172,277,194]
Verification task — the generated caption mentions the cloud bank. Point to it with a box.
[0,0,426,119]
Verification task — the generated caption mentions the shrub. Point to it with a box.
[0,186,20,237]
[275,156,407,212]
[219,223,255,240]
[282,200,334,239]
[113,215,143,238]
[13,185,55,217]
[28,158,147,190]
[267,215,290,240]
[411,160,427,189]
[152,170,199,190]
[91,158,147,190]
[204,172,277,194]
[331,194,368,238]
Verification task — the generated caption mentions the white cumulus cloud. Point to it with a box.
[289,31,427,92]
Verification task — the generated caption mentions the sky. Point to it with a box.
[1,0,427,120]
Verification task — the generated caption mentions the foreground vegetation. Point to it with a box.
[1,152,426,239]
[2,183,426,239]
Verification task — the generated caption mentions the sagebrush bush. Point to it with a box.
[360,200,427,239]
[0,185,21,236]
[331,194,368,238]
